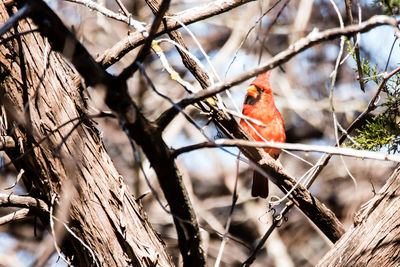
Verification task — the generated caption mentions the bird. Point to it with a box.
[240,71,285,198]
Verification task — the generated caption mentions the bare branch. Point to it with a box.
[156,15,400,130]
[97,0,256,68]
[0,193,49,212]
[173,15,400,111]
[0,208,30,225]
[118,0,171,81]
[173,139,400,163]
[0,136,15,150]
[65,0,133,24]
[345,0,365,92]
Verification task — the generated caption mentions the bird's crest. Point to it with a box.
[250,71,271,91]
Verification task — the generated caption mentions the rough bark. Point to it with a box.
[317,166,400,266]
[3,0,206,265]
[0,3,173,266]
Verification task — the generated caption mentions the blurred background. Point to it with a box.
[1,0,399,266]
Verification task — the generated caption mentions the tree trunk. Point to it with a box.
[317,166,400,266]
[0,3,173,266]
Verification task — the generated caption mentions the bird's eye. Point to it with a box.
[255,85,264,93]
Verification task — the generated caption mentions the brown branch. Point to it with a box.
[345,0,365,92]
[0,136,15,150]
[156,15,400,129]
[0,208,30,225]
[97,0,256,68]
[0,193,49,212]
[317,167,400,266]
[171,139,400,162]
[0,193,49,224]
[118,0,170,81]
[168,15,400,113]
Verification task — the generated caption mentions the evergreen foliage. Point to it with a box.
[373,0,400,15]
[345,40,400,153]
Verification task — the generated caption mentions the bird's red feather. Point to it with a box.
[240,72,285,198]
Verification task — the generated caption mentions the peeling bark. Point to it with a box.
[317,167,400,266]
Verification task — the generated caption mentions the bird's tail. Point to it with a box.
[251,171,268,198]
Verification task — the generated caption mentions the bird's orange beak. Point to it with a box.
[247,85,258,98]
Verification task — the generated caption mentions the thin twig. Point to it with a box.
[65,0,137,25]
[0,193,49,212]
[4,168,24,190]
[97,0,256,68]
[49,194,70,266]
[384,37,398,72]
[328,0,358,189]
[172,138,400,163]
[0,208,30,225]
[114,0,130,16]
[345,0,365,92]
[214,154,240,267]
[225,0,282,77]
[242,204,291,266]
[118,0,171,81]
[257,0,291,64]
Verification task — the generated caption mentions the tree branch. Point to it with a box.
[0,208,30,225]
[161,15,400,120]
[345,0,365,92]
[0,136,15,150]
[97,0,256,68]
[118,0,170,81]
[172,139,400,163]
[317,166,400,266]
[0,193,49,212]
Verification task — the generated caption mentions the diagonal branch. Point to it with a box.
[0,208,30,225]
[0,193,49,212]
[160,15,400,123]
[118,0,170,81]
[97,0,256,68]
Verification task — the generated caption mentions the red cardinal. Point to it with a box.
[240,72,285,198]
